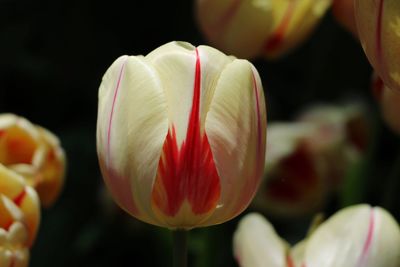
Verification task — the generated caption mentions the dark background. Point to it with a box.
[1,1,399,266]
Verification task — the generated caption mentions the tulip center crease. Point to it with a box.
[152,48,221,217]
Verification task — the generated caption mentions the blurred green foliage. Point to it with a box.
[0,0,399,266]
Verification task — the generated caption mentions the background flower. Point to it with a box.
[0,114,66,207]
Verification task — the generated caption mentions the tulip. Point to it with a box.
[332,0,358,36]
[97,41,267,229]
[233,205,400,267]
[0,164,40,267]
[354,0,400,92]
[253,104,368,217]
[196,0,332,59]
[0,114,66,207]
[252,122,329,217]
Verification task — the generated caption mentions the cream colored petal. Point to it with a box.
[303,205,371,267]
[196,45,235,129]
[145,41,198,146]
[97,55,168,226]
[291,240,307,267]
[302,204,400,267]
[233,213,288,267]
[203,60,267,225]
[147,42,235,139]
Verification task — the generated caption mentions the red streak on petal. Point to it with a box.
[13,188,26,207]
[372,73,384,102]
[357,209,375,266]
[0,130,5,137]
[152,48,221,216]
[106,60,127,165]
[3,220,13,231]
[263,1,296,53]
[287,255,295,267]
[9,254,15,267]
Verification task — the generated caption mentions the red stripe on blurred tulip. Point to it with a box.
[13,188,26,207]
[358,209,376,266]
[263,1,295,52]
[376,0,384,70]
[265,146,317,202]
[287,255,295,267]
[152,48,221,216]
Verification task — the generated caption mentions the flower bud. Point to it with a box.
[97,41,267,229]
[0,114,66,207]
[355,0,400,91]
[196,0,332,59]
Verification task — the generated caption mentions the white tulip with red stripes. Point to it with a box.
[233,205,400,267]
[97,41,267,229]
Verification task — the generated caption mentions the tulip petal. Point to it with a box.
[264,0,331,58]
[148,43,233,227]
[233,213,289,267]
[355,0,400,91]
[97,55,168,225]
[302,204,400,267]
[203,60,266,225]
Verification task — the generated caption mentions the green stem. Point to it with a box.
[173,230,188,267]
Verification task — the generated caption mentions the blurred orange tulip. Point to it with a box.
[0,114,66,207]
[0,164,40,267]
